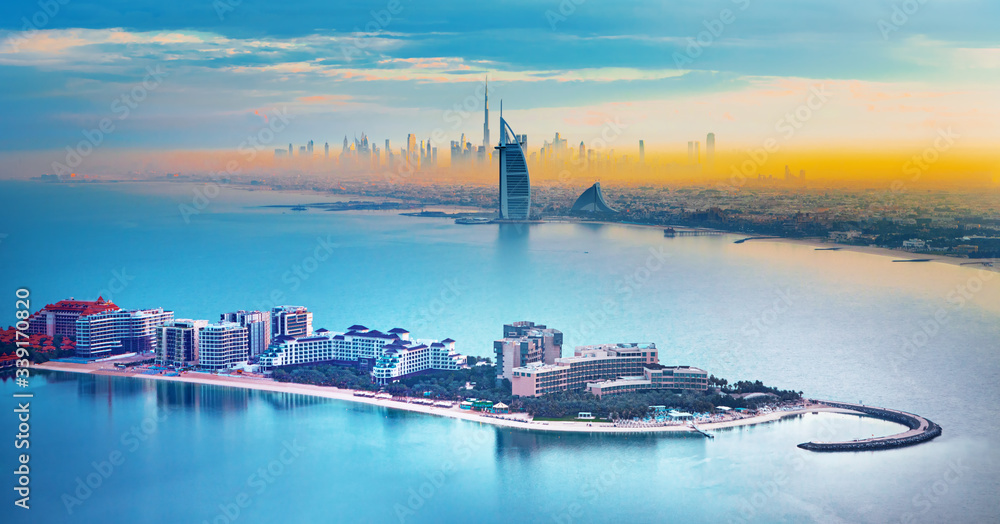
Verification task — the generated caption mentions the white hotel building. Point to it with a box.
[258,325,466,384]
[75,307,174,358]
[198,321,249,371]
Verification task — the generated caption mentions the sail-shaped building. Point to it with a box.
[571,182,618,214]
[495,108,531,220]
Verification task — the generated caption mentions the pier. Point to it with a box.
[689,422,714,439]
[733,236,782,243]
[797,400,942,452]
[664,227,726,237]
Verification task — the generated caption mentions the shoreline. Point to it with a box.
[34,361,867,435]
[36,180,993,273]
[536,217,998,273]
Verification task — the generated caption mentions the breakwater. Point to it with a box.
[797,401,942,452]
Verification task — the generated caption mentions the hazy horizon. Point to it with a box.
[2,1,999,183]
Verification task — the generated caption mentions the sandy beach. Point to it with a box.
[34,360,863,435]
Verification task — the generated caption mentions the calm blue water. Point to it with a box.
[1,180,998,523]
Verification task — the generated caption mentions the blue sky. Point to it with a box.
[1,0,998,172]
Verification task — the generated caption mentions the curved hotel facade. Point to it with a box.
[495,115,531,220]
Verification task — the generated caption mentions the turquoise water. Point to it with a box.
[1,180,999,522]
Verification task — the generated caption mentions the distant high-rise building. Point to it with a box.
[307,140,314,154]
[495,105,531,220]
[639,140,645,165]
[785,165,792,180]
[342,136,350,154]
[221,310,271,356]
[156,319,208,368]
[288,144,293,156]
[407,134,417,164]
[694,141,700,163]
[198,321,249,371]
[274,149,286,158]
[270,305,312,339]
[707,133,715,169]
[483,76,490,152]
[687,141,694,163]
[324,142,329,158]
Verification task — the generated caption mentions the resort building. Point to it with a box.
[570,182,618,214]
[221,310,271,356]
[271,305,312,338]
[258,325,465,383]
[586,365,709,398]
[510,343,659,397]
[371,338,465,385]
[75,307,174,358]
[495,321,563,381]
[198,321,249,371]
[156,319,208,368]
[27,297,120,337]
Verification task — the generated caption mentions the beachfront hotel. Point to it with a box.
[371,338,465,385]
[258,325,466,383]
[221,310,271,356]
[586,365,709,398]
[494,321,563,381]
[511,343,660,396]
[271,305,312,338]
[198,321,249,371]
[27,296,121,337]
[156,319,208,368]
[75,307,174,358]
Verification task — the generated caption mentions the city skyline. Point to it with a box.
[1,1,998,181]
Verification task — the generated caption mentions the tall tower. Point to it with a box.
[495,102,531,220]
[639,140,645,165]
[483,76,490,152]
[407,134,417,164]
[706,133,715,170]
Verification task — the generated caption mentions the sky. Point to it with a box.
[1,0,998,179]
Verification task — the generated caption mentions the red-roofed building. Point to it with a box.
[27,297,121,338]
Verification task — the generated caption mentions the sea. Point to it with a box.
[1,180,998,523]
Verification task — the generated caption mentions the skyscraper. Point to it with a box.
[639,140,645,165]
[495,104,531,220]
[288,143,293,156]
[482,76,490,153]
[307,140,313,155]
[694,141,700,163]
[687,141,694,163]
[706,133,715,170]
[324,142,329,158]
[407,134,417,164]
